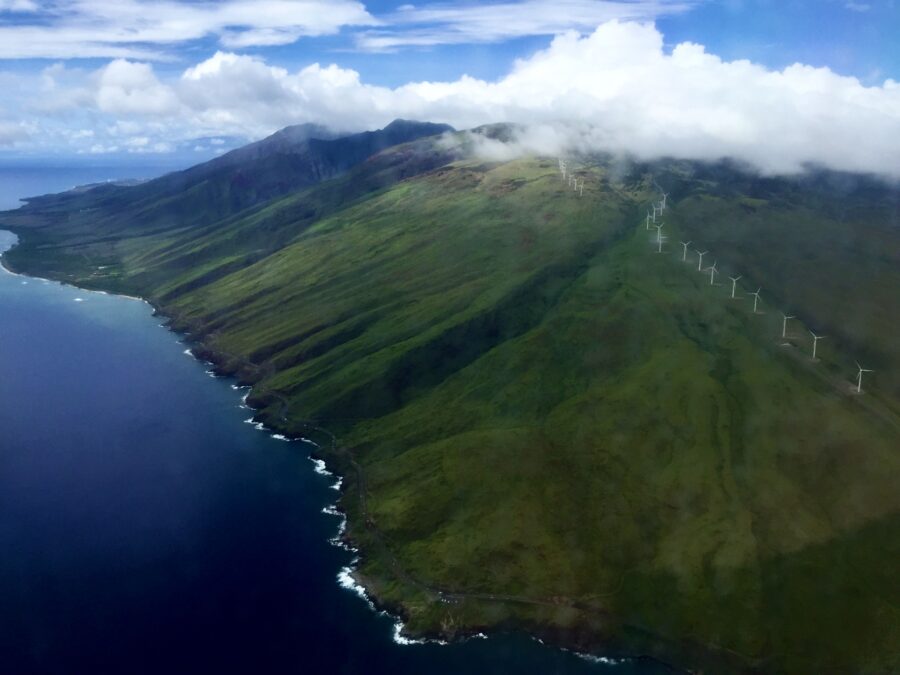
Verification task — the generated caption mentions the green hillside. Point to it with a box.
[3,141,899,674]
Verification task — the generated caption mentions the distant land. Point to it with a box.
[2,120,899,674]
[0,164,187,211]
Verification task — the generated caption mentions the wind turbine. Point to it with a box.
[646,212,652,230]
[651,205,657,223]
[728,275,742,299]
[579,180,584,197]
[855,362,873,394]
[749,287,763,314]
[708,260,718,285]
[696,250,708,272]
[654,223,665,244]
[573,177,578,192]
[781,312,795,338]
[661,192,669,210]
[809,330,826,360]
[680,240,691,261]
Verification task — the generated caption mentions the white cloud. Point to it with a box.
[0,0,376,60]
[96,59,181,115]
[0,0,697,59]
[9,21,900,177]
[0,0,38,11]
[358,0,696,51]
[0,120,30,145]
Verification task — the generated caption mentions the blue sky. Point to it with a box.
[0,0,899,175]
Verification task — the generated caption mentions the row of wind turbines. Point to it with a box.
[645,188,875,395]
[558,159,585,196]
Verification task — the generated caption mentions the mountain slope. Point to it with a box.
[4,119,453,237]
[2,144,899,674]
[2,126,460,300]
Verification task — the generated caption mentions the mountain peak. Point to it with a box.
[381,119,454,137]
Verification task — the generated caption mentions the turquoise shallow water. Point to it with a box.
[0,176,672,675]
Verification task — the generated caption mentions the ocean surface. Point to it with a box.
[0,171,669,674]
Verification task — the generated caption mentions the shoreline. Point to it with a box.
[0,230,690,673]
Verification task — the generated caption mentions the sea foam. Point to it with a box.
[337,566,376,611]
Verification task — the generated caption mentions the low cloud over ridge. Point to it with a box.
[19,21,900,177]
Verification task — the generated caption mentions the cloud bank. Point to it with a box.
[15,21,900,177]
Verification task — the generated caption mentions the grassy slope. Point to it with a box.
[657,162,900,402]
[2,154,899,673]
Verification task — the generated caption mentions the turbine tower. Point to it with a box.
[579,180,584,197]
[855,362,873,394]
[646,212,652,230]
[749,287,763,314]
[781,312,795,339]
[680,240,691,261]
[809,330,826,360]
[654,223,665,244]
[708,260,718,285]
[661,192,669,209]
[696,250,708,272]
[728,275,742,299]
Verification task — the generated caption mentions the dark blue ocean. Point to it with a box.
[0,170,669,674]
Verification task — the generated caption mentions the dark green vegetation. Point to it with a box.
[3,125,899,674]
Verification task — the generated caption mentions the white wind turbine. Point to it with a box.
[654,223,665,244]
[696,250,708,272]
[651,205,657,223]
[809,330,826,360]
[646,212,652,230]
[728,275,742,299]
[661,192,669,210]
[781,312,795,339]
[855,362,873,394]
[680,240,691,261]
[579,180,584,197]
[749,287,763,314]
[708,260,718,285]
